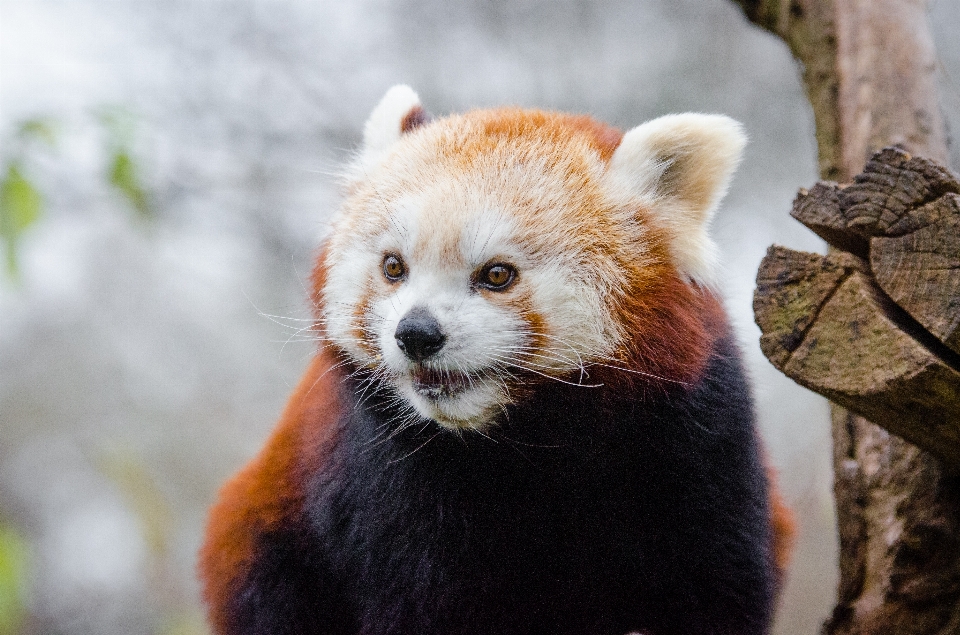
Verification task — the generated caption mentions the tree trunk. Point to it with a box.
[732,0,960,633]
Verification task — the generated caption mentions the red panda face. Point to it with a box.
[322,119,625,429]
[317,86,746,431]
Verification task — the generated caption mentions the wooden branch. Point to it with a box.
[756,251,960,465]
[734,0,960,631]
[828,415,960,635]
[791,148,960,355]
[730,0,845,180]
[755,147,960,466]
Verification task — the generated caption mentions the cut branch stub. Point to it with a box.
[791,182,868,257]
[840,148,959,237]
[871,196,960,356]
[755,247,960,466]
[756,147,960,466]
[789,147,960,355]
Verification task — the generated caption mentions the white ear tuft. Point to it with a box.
[606,114,746,285]
[362,85,423,158]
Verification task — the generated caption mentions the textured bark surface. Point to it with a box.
[829,411,960,635]
[734,0,960,633]
[731,0,844,180]
[754,154,960,465]
[791,148,960,357]
[732,0,947,179]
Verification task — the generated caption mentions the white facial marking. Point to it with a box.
[370,197,528,427]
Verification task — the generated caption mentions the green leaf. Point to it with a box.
[0,163,43,276]
[0,165,41,233]
[96,107,153,221]
[108,150,151,219]
[0,524,29,635]
[17,119,57,148]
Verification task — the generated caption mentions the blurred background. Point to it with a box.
[1,0,959,633]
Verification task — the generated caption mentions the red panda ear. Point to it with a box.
[361,85,431,160]
[605,114,746,285]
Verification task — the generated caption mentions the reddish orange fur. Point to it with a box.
[766,462,798,597]
[198,349,345,633]
[477,111,715,388]
[468,109,623,162]
[604,262,721,390]
[495,114,720,390]
[562,114,624,161]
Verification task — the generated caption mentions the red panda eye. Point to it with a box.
[478,263,516,291]
[383,254,406,281]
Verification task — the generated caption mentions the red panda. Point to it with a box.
[199,85,796,635]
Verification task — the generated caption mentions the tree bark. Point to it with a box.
[732,0,960,633]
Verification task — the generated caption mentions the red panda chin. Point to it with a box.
[399,371,507,431]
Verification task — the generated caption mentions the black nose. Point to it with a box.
[395,307,446,362]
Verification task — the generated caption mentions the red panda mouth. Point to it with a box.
[411,367,470,399]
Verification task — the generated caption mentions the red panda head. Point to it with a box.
[314,85,745,431]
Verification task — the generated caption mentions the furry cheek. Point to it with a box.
[516,266,619,374]
[320,244,385,366]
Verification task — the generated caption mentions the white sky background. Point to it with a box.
[1,1,959,633]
